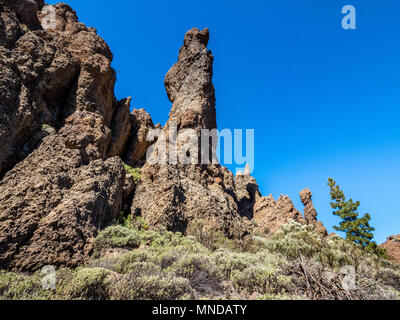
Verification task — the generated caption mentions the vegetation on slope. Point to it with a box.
[1,220,399,300]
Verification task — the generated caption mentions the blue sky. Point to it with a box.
[47,0,400,243]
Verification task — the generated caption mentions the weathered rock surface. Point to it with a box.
[0,1,334,272]
[123,108,155,167]
[107,98,132,158]
[0,3,127,271]
[381,235,400,265]
[253,194,306,236]
[131,28,246,237]
[235,169,261,219]
[300,188,328,237]
[253,188,328,237]
[164,27,216,132]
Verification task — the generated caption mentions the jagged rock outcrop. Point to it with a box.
[0,1,332,271]
[164,28,216,132]
[300,188,328,237]
[107,97,132,158]
[235,168,261,219]
[253,194,306,236]
[0,2,117,177]
[123,108,155,167]
[381,235,400,265]
[131,28,246,237]
[0,3,128,271]
[253,189,328,237]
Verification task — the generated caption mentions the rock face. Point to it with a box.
[253,195,305,236]
[123,108,155,167]
[235,170,261,220]
[164,28,216,132]
[0,2,331,271]
[253,189,328,237]
[300,188,328,237]
[381,235,400,265]
[131,28,246,237]
[0,3,128,271]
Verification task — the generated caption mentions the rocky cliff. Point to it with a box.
[381,235,400,264]
[0,1,329,272]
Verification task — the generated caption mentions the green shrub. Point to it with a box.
[149,230,209,255]
[115,250,158,274]
[1,222,398,301]
[113,272,193,300]
[231,265,292,295]
[123,162,141,183]
[212,250,291,296]
[41,124,55,131]
[0,271,51,300]
[264,222,323,260]
[95,226,142,250]
[87,257,120,272]
[65,268,111,300]
[170,254,224,295]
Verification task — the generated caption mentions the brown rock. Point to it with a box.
[0,3,116,177]
[253,194,306,236]
[0,2,127,271]
[381,235,400,265]
[123,108,155,167]
[0,133,125,271]
[235,170,261,219]
[164,27,216,132]
[6,0,42,27]
[123,174,136,200]
[131,28,246,238]
[299,188,328,237]
[107,97,132,158]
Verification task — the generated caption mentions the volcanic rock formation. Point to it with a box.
[300,188,328,237]
[235,168,261,220]
[0,1,330,271]
[253,194,306,236]
[131,28,246,237]
[0,2,129,271]
[122,108,156,167]
[381,235,400,264]
[252,188,328,237]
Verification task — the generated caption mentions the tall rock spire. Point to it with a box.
[164,28,216,132]
[131,28,246,237]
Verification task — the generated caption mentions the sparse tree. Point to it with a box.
[328,178,385,257]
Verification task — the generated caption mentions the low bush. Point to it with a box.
[0,270,51,300]
[170,254,224,296]
[112,272,193,300]
[65,268,111,300]
[1,221,398,301]
[95,226,142,250]
[122,163,141,184]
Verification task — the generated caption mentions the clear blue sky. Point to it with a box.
[47,0,400,243]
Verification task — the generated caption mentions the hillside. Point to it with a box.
[0,0,398,300]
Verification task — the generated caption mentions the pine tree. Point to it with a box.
[328,178,385,257]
